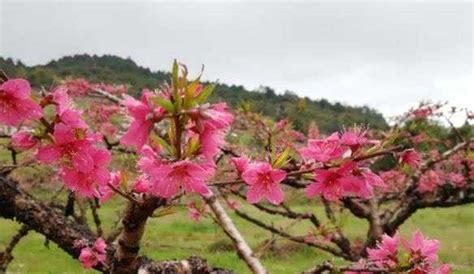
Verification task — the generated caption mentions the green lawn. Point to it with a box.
[1,195,473,274]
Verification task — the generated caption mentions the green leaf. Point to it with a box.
[172,59,179,91]
[196,84,215,104]
[149,133,173,154]
[184,136,201,157]
[272,146,292,168]
[153,96,175,113]
[171,60,182,112]
[183,75,202,109]
[238,100,252,112]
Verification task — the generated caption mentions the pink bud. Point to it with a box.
[133,178,151,193]
[93,238,107,254]
[11,131,38,150]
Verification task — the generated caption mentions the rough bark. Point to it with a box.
[111,196,166,274]
[0,175,104,270]
[0,175,233,273]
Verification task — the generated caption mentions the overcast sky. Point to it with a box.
[0,0,472,123]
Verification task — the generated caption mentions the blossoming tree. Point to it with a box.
[0,62,472,274]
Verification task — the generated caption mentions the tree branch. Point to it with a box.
[0,225,29,272]
[233,208,352,260]
[0,175,233,273]
[203,191,267,274]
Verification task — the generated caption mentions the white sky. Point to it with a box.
[0,0,472,123]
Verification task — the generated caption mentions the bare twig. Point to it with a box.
[89,199,103,237]
[0,225,29,272]
[203,191,267,274]
[233,208,351,260]
[107,183,142,205]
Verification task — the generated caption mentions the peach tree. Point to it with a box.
[0,62,472,273]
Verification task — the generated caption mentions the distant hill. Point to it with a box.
[0,54,388,132]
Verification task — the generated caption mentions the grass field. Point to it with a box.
[1,194,473,274]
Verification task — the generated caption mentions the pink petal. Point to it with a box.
[79,247,97,269]
[60,167,82,192]
[94,238,107,254]
[122,95,150,119]
[1,79,31,99]
[151,178,179,198]
[11,131,38,150]
[184,180,210,196]
[72,151,95,173]
[231,156,249,175]
[53,123,76,145]
[92,149,111,167]
[305,182,324,198]
[36,144,61,163]
[242,169,260,185]
[265,183,284,204]
[60,109,88,129]
[0,101,22,126]
[94,168,111,186]
[14,98,43,121]
[270,169,287,183]
[120,120,152,149]
[133,178,151,193]
[246,183,267,204]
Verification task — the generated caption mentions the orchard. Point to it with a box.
[0,62,472,274]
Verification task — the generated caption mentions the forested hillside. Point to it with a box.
[0,54,388,132]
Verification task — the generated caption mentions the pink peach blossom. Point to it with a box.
[60,148,111,198]
[199,123,226,160]
[36,123,96,173]
[79,247,97,269]
[412,107,433,119]
[340,127,370,150]
[411,133,428,144]
[226,199,240,210]
[400,149,421,168]
[189,103,234,160]
[348,168,386,199]
[418,170,444,193]
[307,162,384,200]
[433,264,451,274]
[186,202,202,221]
[98,171,121,203]
[241,162,287,205]
[64,78,90,96]
[275,119,289,131]
[300,133,346,163]
[403,230,440,271]
[53,87,88,129]
[0,79,43,126]
[447,172,465,188]
[306,161,356,201]
[200,103,234,130]
[148,160,211,198]
[78,238,107,269]
[133,177,151,193]
[93,238,107,254]
[367,233,400,268]
[231,156,250,176]
[379,170,407,193]
[121,91,165,149]
[137,145,162,175]
[11,131,38,150]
